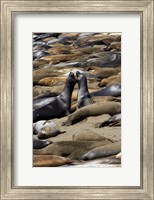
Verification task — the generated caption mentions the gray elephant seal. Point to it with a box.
[81,142,121,160]
[95,113,121,128]
[91,84,121,97]
[62,101,121,126]
[33,120,65,139]
[33,72,77,122]
[76,71,92,109]
[72,157,121,166]
[33,138,52,149]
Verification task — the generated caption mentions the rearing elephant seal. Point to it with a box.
[33,72,77,122]
[76,71,92,109]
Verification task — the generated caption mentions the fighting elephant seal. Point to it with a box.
[33,72,77,122]
[76,71,92,109]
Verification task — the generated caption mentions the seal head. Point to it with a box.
[76,71,92,109]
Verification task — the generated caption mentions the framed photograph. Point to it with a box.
[0,0,153,199]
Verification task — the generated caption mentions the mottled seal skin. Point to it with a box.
[95,113,121,128]
[33,120,65,139]
[91,84,121,97]
[33,155,72,167]
[33,138,52,149]
[81,142,121,160]
[62,101,121,126]
[33,72,77,122]
[76,71,92,109]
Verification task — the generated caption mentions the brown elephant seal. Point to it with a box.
[62,101,121,126]
[33,85,63,97]
[76,71,92,109]
[96,67,120,79]
[81,142,121,160]
[38,77,67,86]
[33,155,72,167]
[72,130,111,142]
[98,73,121,87]
[95,113,121,128]
[33,120,65,139]
[33,138,52,149]
[33,72,77,122]
[91,84,121,97]
[40,53,80,62]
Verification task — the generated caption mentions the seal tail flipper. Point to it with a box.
[60,131,66,134]
[95,120,109,128]
[99,120,110,127]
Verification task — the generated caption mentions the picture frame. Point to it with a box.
[0,0,153,199]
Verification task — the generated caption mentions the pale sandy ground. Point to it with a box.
[49,114,121,143]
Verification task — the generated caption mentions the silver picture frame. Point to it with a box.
[0,0,153,199]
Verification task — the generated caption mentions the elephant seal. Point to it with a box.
[76,71,92,109]
[62,101,121,126]
[33,140,112,159]
[72,130,110,142]
[91,84,121,97]
[72,157,121,166]
[33,50,50,60]
[33,120,65,139]
[33,72,77,122]
[95,113,121,128]
[81,142,121,160]
[33,138,52,149]
[38,77,67,86]
[98,73,121,87]
[33,155,72,167]
[96,67,120,79]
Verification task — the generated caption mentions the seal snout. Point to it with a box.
[76,70,81,77]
